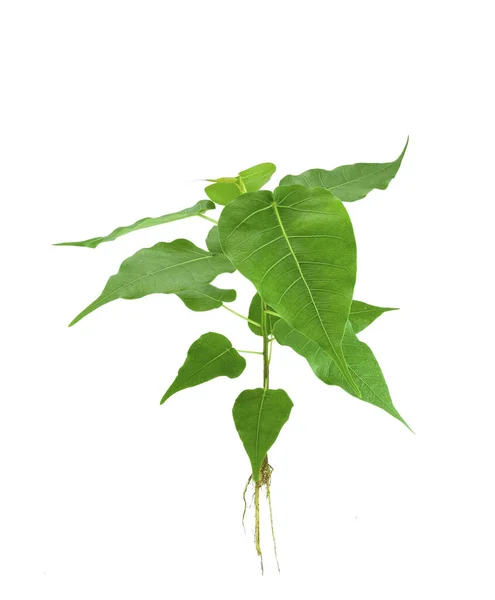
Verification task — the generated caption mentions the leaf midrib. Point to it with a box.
[328,160,396,192]
[95,254,214,307]
[271,201,341,368]
[255,388,268,470]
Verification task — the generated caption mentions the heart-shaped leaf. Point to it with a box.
[219,185,360,396]
[176,284,236,312]
[205,162,276,205]
[273,320,409,428]
[70,239,235,326]
[161,332,246,403]
[279,139,408,202]
[55,200,216,248]
[232,388,293,480]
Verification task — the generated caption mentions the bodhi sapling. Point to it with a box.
[56,141,411,573]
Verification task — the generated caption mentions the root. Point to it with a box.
[243,455,280,574]
[242,474,252,533]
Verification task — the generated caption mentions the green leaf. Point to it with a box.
[232,388,293,480]
[239,163,277,192]
[218,185,360,396]
[55,200,216,248]
[349,300,398,334]
[205,225,223,255]
[279,139,408,202]
[69,239,235,326]
[205,182,241,206]
[273,320,409,428]
[247,293,279,337]
[161,333,246,403]
[205,162,276,206]
[176,284,236,312]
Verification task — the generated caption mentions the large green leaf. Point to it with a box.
[161,333,246,403]
[205,162,276,205]
[69,239,235,326]
[176,284,236,312]
[273,320,408,428]
[55,200,216,248]
[219,185,360,396]
[232,388,293,480]
[247,293,279,337]
[279,139,408,202]
[349,300,398,334]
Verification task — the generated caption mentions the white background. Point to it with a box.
[1,1,494,598]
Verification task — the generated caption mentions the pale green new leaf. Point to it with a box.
[219,185,360,396]
[55,200,216,248]
[161,333,246,403]
[70,239,235,326]
[247,293,279,337]
[232,388,293,480]
[204,182,241,206]
[349,300,398,334]
[176,284,236,312]
[239,163,277,192]
[280,139,408,202]
[205,162,276,205]
[273,320,408,428]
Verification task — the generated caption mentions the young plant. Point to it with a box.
[56,142,410,572]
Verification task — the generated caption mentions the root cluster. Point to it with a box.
[242,455,279,574]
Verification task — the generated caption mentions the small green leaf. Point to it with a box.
[70,239,235,326]
[205,162,276,205]
[239,163,277,192]
[205,225,223,255]
[232,388,293,480]
[349,300,398,334]
[247,293,279,337]
[176,284,236,312]
[280,139,408,202]
[205,182,241,206]
[161,333,246,403]
[55,200,216,248]
[273,320,409,428]
[219,185,360,396]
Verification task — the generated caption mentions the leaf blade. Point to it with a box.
[219,185,360,395]
[239,162,276,192]
[69,239,235,326]
[280,139,408,202]
[205,162,276,205]
[176,283,236,312]
[161,333,246,403]
[55,200,216,248]
[273,320,409,428]
[247,293,278,337]
[232,388,293,480]
[349,300,398,334]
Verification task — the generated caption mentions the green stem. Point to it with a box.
[264,309,280,318]
[237,350,263,355]
[238,178,247,194]
[222,304,261,327]
[198,214,218,224]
